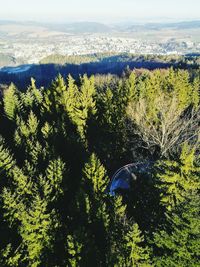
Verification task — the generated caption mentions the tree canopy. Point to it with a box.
[0,68,199,266]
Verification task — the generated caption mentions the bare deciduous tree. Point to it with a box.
[127,94,200,157]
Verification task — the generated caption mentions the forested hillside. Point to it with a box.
[1,53,199,90]
[40,53,200,66]
[0,68,199,266]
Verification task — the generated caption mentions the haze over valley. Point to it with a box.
[0,20,200,69]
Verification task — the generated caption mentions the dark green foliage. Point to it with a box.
[151,145,200,267]
[153,191,200,267]
[155,144,200,211]
[0,68,199,266]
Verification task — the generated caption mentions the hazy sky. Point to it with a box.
[1,0,200,23]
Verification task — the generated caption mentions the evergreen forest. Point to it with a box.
[0,67,199,266]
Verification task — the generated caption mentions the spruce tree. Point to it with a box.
[153,191,200,267]
[155,144,200,211]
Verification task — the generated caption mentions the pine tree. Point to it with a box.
[124,223,151,267]
[153,191,200,267]
[192,77,200,110]
[173,70,194,111]
[21,78,43,110]
[155,144,200,211]
[83,153,108,194]
[73,75,96,141]
[125,72,137,102]
[63,74,79,116]
[43,74,67,114]
[0,137,15,172]
[3,83,20,120]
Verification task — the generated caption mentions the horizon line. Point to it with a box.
[0,18,200,25]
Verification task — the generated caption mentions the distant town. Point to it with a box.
[0,35,200,65]
[0,20,200,67]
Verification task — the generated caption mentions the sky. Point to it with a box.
[0,0,200,23]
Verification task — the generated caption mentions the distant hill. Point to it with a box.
[0,20,112,35]
[1,20,200,35]
[49,22,112,33]
[125,20,200,32]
